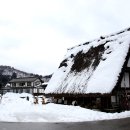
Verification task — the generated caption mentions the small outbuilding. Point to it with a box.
[45,27,130,112]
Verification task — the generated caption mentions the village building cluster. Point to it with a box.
[1,27,130,112]
[0,77,48,96]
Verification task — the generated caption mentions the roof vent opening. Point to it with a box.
[127,28,130,31]
[59,59,68,68]
[100,36,105,39]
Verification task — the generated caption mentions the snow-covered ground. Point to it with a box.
[0,93,130,122]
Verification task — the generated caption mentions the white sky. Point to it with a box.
[0,0,130,75]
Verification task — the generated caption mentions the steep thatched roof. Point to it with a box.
[45,27,130,94]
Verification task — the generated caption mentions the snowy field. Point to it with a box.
[0,93,130,122]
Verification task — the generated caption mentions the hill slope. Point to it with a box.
[0,65,32,78]
[0,65,52,87]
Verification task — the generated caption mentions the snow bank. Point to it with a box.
[0,93,130,122]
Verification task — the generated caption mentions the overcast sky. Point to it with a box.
[0,0,130,75]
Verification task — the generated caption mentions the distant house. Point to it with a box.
[45,27,130,112]
[0,77,46,96]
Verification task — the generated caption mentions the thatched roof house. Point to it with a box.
[45,27,130,111]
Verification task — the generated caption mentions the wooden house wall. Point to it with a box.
[1,79,44,95]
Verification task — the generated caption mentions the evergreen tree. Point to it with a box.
[11,72,17,79]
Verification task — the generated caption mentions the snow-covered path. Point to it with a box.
[0,93,130,122]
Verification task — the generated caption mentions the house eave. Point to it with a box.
[45,93,112,97]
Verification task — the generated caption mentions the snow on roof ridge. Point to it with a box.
[67,27,130,51]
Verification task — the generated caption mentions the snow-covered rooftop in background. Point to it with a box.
[0,93,130,122]
[45,28,130,94]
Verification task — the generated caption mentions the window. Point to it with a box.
[16,89,18,93]
[19,89,23,93]
[26,89,30,93]
[19,83,25,87]
[13,89,16,93]
[27,82,31,86]
[7,89,10,92]
[33,88,37,93]
[58,99,62,103]
[111,96,116,103]
[12,83,16,87]
[127,58,130,67]
[121,72,130,88]
[23,89,26,93]
[30,89,33,94]
[39,89,44,93]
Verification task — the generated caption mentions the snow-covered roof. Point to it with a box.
[45,28,130,94]
[9,77,39,83]
[42,82,48,85]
